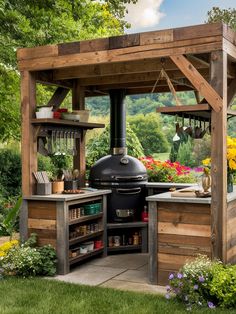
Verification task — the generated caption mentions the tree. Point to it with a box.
[207,7,236,30]
[0,0,137,142]
[86,122,144,168]
[128,113,169,156]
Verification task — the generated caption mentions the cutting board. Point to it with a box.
[171,189,196,198]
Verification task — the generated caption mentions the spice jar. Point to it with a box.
[133,232,139,245]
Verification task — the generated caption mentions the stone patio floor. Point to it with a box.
[53,253,166,295]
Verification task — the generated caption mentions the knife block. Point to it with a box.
[36,182,52,195]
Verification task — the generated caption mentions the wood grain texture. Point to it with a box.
[159,234,211,247]
[80,38,109,53]
[158,253,195,270]
[158,222,211,237]
[158,209,210,225]
[47,87,70,109]
[28,218,56,230]
[140,29,173,45]
[58,42,80,55]
[21,71,37,196]
[170,54,223,112]
[109,34,140,49]
[17,45,58,60]
[174,23,222,41]
[210,51,228,262]
[28,201,56,219]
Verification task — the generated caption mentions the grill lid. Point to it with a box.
[89,154,147,183]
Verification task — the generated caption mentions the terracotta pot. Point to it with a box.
[52,181,64,194]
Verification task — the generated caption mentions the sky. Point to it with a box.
[125,0,236,33]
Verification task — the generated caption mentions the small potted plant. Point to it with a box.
[51,168,64,194]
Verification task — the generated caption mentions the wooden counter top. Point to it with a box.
[23,189,111,202]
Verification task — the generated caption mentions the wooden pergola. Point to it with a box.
[18,23,236,263]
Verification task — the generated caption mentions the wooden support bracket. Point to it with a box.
[170,55,223,112]
[47,87,70,110]
[227,77,236,107]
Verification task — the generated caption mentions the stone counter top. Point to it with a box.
[23,189,111,202]
[146,185,236,204]
[145,182,195,189]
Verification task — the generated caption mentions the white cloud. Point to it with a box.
[125,0,165,31]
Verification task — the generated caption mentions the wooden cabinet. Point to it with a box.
[22,190,111,275]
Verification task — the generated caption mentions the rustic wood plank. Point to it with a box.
[227,200,236,220]
[224,38,236,61]
[158,209,210,225]
[170,54,223,112]
[28,201,56,220]
[37,238,57,248]
[227,246,236,262]
[223,24,236,46]
[58,42,80,55]
[174,23,222,41]
[148,201,158,285]
[80,38,109,53]
[158,253,195,270]
[35,71,73,88]
[109,34,140,49]
[158,222,211,237]
[158,243,211,256]
[28,228,57,239]
[20,200,28,242]
[21,71,37,196]
[18,38,222,72]
[159,234,211,247]
[17,45,58,61]
[156,104,210,114]
[140,29,173,45]
[53,57,209,80]
[56,202,69,274]
[210,51,228,262]
[157,270,172,285]
[28,218,56,230]
[72,82,86,187]
[47,87,70,109]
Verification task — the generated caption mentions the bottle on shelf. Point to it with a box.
[133,232,139,245]
[141,205,148,222]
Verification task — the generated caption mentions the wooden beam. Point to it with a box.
[18,36,222,72]
[72,81,86,187]
[224,38,236,61]
[170,54,223,112]
[227,77,236,107]
[77,68,209,87]
[21,71,37,196]
[47,87,70,109]
[35,71,72,88]
[53,57,208,81]
[210,50,228,262]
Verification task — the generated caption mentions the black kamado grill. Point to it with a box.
[89,89,147,222]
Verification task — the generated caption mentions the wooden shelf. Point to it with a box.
[107,245,141,252]
[156,104,211,120]
[69,230,103,245]
[31,118,105,129]
[69,213,103,225]
[69,247,104,265]
[107,222,148,229]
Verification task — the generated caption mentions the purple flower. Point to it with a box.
[169,273,174,280]
[199,276,205,282]
[166,285,171,292]
[207,301,215,309]
[177,273,183,279]
[165,293,171,299]
[193,284,199,290]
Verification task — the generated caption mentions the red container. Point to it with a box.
[141,206,148,222]
[94,240,103,249]
[57,108,68,113]
[53,111,61,119]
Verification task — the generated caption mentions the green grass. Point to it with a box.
[0,277,235,314]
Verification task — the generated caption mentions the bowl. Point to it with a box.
[72,110,90,122]
[61,112,80,121]
[36,111,53,119]
[80,246,88,254]
[84,241,94,252]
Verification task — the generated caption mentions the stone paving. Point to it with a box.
[54,253,166,295]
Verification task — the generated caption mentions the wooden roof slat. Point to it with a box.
[18,36,222,72]
[53,57,209,80]
[170,55,223,112]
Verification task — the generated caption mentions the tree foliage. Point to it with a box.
[86,122,144,168]
[128,113,169,155]
[207,6,236,30]
[0,0,137,142]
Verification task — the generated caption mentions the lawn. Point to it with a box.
[0,277,235,314]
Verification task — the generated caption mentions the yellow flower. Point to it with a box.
[0,240,19,256]
[229,159,236,171]
[202,158,211,166]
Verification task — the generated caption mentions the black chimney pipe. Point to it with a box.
[109,89,127,155]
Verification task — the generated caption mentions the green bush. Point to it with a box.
[0,233,57,277]
[176,139,196,168]
[167,255,236,310]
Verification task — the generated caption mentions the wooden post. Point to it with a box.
[210,51,228,262]
[21,71,37,196]
[72,80,86,186]
[148,201,157,284]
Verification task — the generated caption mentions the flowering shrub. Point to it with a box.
[140,157,196,183]
[0,234,56,277]
[0,240,18,257]
[166,255,236,310]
